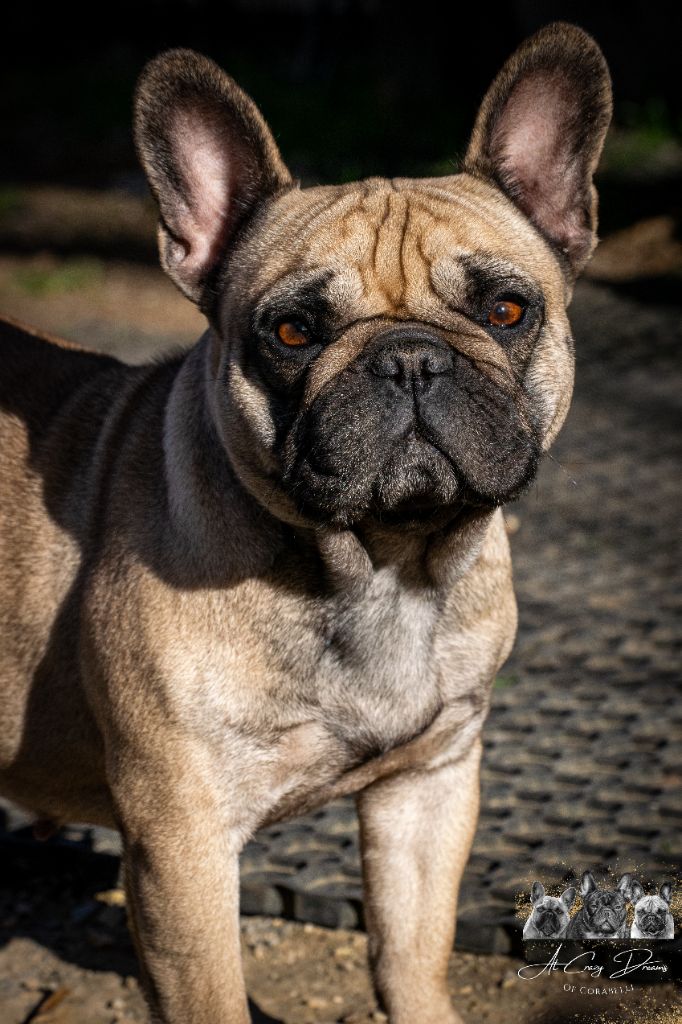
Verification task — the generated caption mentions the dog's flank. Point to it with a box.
[0,22,611,1024]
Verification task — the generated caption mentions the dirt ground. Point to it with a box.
[0,853,679,1024]
[0,197,680,1023]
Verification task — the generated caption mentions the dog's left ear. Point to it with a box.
[530,881,545,906]
[617,873,634,901]
[465,22,612,279]
[660,883,673,905]
[134,49,292,307]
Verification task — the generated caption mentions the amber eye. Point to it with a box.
[487,299,525,328]
[276,320,311,347]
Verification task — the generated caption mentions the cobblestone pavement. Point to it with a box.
[1,279,680,956]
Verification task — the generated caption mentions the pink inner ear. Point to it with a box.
[493,71,584,254]
[170,106,233,276]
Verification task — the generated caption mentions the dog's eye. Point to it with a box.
[487,298,525,327]
[276,319,312,347]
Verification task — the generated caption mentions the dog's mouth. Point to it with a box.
[282,425,463,527]
[277,329,543,529]
[639,914,666,934]
[281,409,535,529]
[538,914,562,936]
[590,910,624,935]
[367,434,464,525]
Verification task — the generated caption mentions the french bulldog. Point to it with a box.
[567,872,635,940]
[630,883,675,939]
[0,23,612,1024]
[523,881,576,939]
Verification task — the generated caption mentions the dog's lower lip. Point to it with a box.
[375,499,439,524]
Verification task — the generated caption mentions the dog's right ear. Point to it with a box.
[134,49,292,307]
[530,881,545,906]
[561,886,577,910]
[630,881,645,904]
[580,871,597,896]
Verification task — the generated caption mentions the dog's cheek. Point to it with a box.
[248,335,317,395]
[421,372,539,502]
[523,323,575,450]
[234,336,321,454]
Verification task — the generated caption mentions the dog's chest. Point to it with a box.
[184,565,445,774]
[154,558,474,832]
[313,570,443,754]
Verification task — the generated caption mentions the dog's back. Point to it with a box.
[0,317,118,427]
[0,317,130,572]
[0,318,169,823]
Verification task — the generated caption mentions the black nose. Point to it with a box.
[362,327,452,392]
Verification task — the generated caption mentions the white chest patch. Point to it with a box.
[312,566,443,756]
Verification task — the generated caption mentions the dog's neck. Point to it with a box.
[163,333,496,594]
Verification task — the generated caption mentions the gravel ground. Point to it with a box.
[0,862,679,1024]
[0,226,680,1022]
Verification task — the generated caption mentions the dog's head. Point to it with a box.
[578,871,635,937]
[135,23,611,530]
[631,883,673,937]
[527,881,576,937]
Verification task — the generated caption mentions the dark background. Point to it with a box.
[2,0,681,235]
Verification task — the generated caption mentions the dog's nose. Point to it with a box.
[362,328,452,392]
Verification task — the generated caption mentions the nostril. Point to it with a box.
[368,352,402,379]
[368,356,401,380]
[366,344,452,384]
[421,351,451,377]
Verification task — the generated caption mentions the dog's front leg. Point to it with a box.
[109,751,250,1024]
[356,738,482,1024]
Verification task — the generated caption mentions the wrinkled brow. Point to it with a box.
[253,269,334,316]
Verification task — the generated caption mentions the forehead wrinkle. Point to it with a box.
[280,189,363,253]
[253,177,555,327]
[366,190,411,311]
[410,176,506,209]
[403,180,506,223]
[410,179,553,258]
[366,190,393,305]
[432,189,514,236]
[381,189,545,310]
[461,251,541,286]
[253,266,330,312]
[409,199,466,239]
[430,250,541,308]
[373,193,444,314]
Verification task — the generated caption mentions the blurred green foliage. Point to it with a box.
[494,675,519,690]
[0,188,24,217]
[12,258,104,296]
